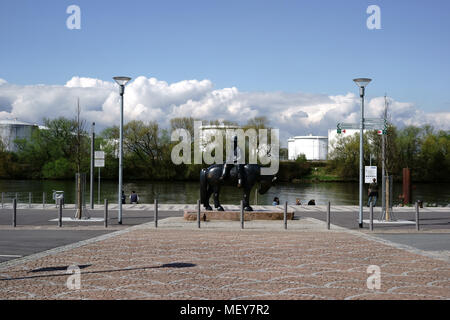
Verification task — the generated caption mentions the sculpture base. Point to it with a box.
[183,210,294,221]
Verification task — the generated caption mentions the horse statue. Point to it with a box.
[200,164,277,211]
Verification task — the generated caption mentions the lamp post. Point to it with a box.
[353,78,372,228]
[113,76,131,225]
[90,122,95,209]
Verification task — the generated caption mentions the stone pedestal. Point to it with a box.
[183,210,294,221]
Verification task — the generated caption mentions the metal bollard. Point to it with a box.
[327,201,331,230]
[154,198,158,228]
[58,199,62,227]
[369,202,374,231]
[29,192,32,208]
[415,201,420,231]
[240,200,244,229]
[13,198,17,227]
[104,199,108,228]
[284,201,288,230]
[43,192,46,208]
[197,199,201,228]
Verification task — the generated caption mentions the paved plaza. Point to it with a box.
[0,217,449,300]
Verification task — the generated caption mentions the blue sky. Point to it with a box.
[0,0,449,136]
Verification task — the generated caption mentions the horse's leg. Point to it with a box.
[243,186,253,211]
[213,185,224,211]
[204,185,213,211]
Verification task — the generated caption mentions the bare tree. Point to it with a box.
[74,98,87,219]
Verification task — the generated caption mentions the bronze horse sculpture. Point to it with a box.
[200,164,277,211]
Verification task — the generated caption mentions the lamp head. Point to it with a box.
[353,78,372,88]
[353,78,371,97]
[113,76,132,86]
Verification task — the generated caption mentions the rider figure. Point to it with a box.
[220,135,243,187]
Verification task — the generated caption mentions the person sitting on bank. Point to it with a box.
[130,191,139,204]
[273,197,280,205]
[367,178,379,207]
[295,198,301,205]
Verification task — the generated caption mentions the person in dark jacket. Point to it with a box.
[130,191,139,204]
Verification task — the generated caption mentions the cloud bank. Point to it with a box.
[0,76,448,144]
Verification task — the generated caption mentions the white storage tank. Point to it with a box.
[0,119,38,152]
[287,134,328,160]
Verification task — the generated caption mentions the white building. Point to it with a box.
[288,134,328,161]
[0,119,39,152]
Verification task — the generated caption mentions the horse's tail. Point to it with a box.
[200,168,207,206]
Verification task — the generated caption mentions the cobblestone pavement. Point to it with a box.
[0,218,449,300]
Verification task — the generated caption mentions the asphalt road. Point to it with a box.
[371,233,450,251]
[297,209,450,231]
[0,230,111,263]
[0,209,181,263]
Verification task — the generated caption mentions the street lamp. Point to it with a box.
[353,78,372,228]
[113,76,131,225]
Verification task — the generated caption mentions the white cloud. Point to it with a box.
[0,76,448,145]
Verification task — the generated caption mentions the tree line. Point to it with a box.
[0,116,309,181]
[328,125,450,182]
[0,115,447,182]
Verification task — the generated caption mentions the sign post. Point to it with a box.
[95,151,105,205]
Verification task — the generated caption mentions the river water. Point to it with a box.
[0,179,449,207]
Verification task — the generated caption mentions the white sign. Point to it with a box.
[365,166,377,183]
[95,151,105,159]
[95,159,105,167]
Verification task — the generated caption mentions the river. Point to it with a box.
[0,179,449,207]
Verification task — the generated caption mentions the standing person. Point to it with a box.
[121,190,126,204]
[368,178,379,207]
[130,191,139,204]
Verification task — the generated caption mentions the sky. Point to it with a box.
[0,0,449,143]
